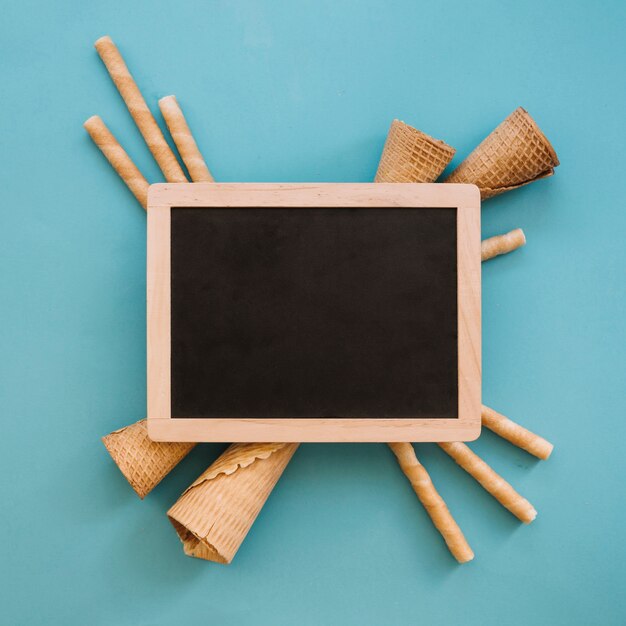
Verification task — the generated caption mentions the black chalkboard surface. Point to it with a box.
[170,207,457,418]
[146,183,481,442]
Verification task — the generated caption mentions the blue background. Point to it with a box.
[1,1,625,624]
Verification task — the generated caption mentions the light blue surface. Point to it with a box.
[1,1,625,624]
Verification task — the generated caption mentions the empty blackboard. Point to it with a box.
[147,183,481,442]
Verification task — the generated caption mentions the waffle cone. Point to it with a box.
[102,419,195,499]
[375,120,455,183]
[168,442,299,564]
[446,107,559,199]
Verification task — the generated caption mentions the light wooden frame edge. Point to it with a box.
[147,183,481,443]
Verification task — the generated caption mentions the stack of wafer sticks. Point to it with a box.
[88,36,556,564]
[374,120,555,561]
[89,36,296,564]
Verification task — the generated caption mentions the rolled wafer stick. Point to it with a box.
[482,405,554,460]
[84,115,150,209]
[91,101,203,498]
[86,62,299,556]
[148,94,294,562]
[102,419,195,499]
[158,95,214,182]
[388,442,474,563]
[375,120,455,183]
[168,442,299,563]
[438,442,536,523]
[481,228,526,261]
[94,35,187,183]
[446,107,559,199]
[87,113,196,496]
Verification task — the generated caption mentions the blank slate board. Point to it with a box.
[147,183,481,442]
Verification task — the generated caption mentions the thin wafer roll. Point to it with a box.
[375,120,455,183]
[102,419,196,499]
[481,228,526,261]
[388,443,474,563]
[482,405,554,460]
[158,95,214,182]
[438,442,536,523]
[94,35,187,183]
[445,107,559,199]
[168,443,298,563]
[84,115,150,209]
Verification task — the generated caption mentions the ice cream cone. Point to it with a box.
[168,442,299,564]
[102,419,196,499]
[446,107,559,199]
[375,119,455,183]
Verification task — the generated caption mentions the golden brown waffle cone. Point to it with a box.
[102,419,196,499]
[375,120,455,183]
[446,107,559,199]
[168,442,299,564]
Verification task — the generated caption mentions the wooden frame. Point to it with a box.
[147,183,481,442]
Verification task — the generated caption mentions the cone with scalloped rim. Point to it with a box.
[168,442,299,563]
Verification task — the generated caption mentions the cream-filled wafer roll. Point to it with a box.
[168,442,298,563]
[94,36,187,183]
[482,405,554,460]
[481,228,526,261]
[84,115,150,209]
[375,120,455,183]
[388,443,474,563]
[102,419,196,499]
[159,95,214,182]
[446,107,559,199]
[438,442,536,523]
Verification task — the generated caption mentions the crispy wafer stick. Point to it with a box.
[388,443,474,563]
[159,95,214,182]
[481,228,526,261]
[482,405,553,460]
[438,442,536,523]
[94,35,187,183]
[84,115,150,209]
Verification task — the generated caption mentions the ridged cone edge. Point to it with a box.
[445,107,559,197]
[168,443,298,563]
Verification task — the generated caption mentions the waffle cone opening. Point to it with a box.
[168,443,298,563]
